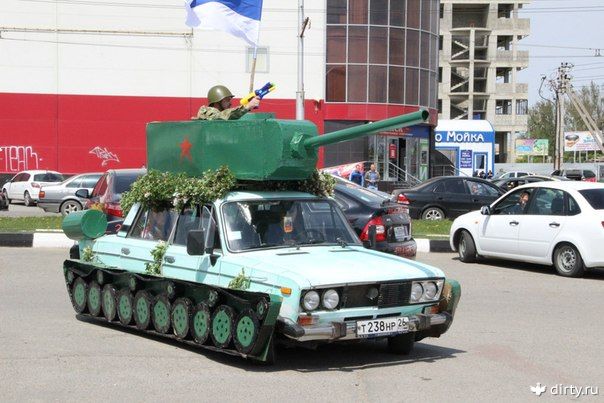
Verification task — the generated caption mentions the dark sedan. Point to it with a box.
[392,176,505,220]
[332,176,416,258]
[492,175,570,192]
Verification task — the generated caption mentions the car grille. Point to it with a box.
[339,281,411,309]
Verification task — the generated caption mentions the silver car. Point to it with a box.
[38,172,102,215]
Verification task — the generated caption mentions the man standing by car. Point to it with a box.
[364,164,380,190]
[348,164,364,187]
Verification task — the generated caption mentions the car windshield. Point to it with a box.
[222,199,360,251]
[33,173,63,182]
[578,189,604,210]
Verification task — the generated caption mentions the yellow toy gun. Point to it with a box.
[240,82,276,106]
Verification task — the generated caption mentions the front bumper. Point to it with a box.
[278,312,451,342]
[363,238,417,258]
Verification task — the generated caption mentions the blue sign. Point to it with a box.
[435,130,494,143]
[460,150,473,168]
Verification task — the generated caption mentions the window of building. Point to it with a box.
[369,0,388,25]
[369,27,387,64]
[495,99,512,115]
[438,67,442,83]
[368,65,387,102]
[516,99,528,115]
[326,65,346,101]
[349,0,367,24]
[406,29,419,66]
[348,65,367,102]
[326,26,346,63]
[327,0,347,24]
[390,0,405,26]
[439,35,443,51]
[406,0,420,29]
[246,47,269,73]
[439,3,444,19]
[406,68,419,105]
[348,26,368,63]
[388,66,404,103]
[389,28,405,65]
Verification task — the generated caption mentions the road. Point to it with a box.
[1,248,602,401]
[0,203,61,217]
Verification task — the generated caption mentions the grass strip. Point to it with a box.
[0,216,63,232]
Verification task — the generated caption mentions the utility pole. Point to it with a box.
[551,63,572,171]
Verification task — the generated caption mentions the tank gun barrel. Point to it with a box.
[302,109,429,150]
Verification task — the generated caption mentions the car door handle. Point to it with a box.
[549,222,560,228]
[121,247,130,255]
[509,221,519,226]
[164,256,175,263]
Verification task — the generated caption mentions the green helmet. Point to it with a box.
[207,85,233,104]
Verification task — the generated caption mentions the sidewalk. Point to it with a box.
[0,231,452,252]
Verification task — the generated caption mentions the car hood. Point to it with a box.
[228,246,444,287]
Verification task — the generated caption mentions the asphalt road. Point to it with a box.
[1,248,602,402]
[0,203,61,217]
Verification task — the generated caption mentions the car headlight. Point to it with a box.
[302,290,320,311]
[322,289,339,310]
[424,281,438,300]
[410,283,423,302]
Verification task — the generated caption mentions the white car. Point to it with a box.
[493,171,534,180]
[450,181,604,277]
[2,170,64,206]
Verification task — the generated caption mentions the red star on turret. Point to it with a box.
[180,137,192,161]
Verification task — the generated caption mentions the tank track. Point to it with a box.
[63,260,281,363]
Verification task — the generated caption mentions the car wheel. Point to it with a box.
[388,333,414,355]
[421,207,445,220]
[2,189,11,204]
[60,200,82,216]
[23,191,34,207]
[458,230,477,263]
[553,244,585,277]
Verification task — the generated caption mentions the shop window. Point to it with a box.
[326,26,346,63]
[348,26,368,63]
[349,0,368,24]
[348,65,367,102]
[388,67,404,104]
[327,0,347,24]
[326,65,346,102]
[368,65,387,102]
[389,28,405,65]
[369,27,387,64]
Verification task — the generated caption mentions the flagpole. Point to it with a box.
[296,0,305,120]
[249,45,257,92]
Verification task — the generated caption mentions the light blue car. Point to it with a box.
[65,190,460,363]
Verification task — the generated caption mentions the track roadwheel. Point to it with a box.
[171,298,192,340]
[101,285,117,321]
[133,291,152,330]
[152,295,171,334]
[388,333,414,355]
[87,281,102,316]
[117,290,134,325]
[421,207,444,220]
[72,277,88,313]
[458,230,477,263]
[256,298,269,321]
[234,309,260,354]
[554,244,585,277]
[211,305,235,349]
[24,191,33,207]
[191,303,211,345]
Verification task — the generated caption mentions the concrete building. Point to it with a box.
[438,0,530,163]
[0,0,439,185]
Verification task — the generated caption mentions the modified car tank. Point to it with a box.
[61,110,461,364]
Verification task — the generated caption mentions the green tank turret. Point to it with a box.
[147,110,429,180]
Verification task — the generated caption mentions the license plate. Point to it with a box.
[394,225,408,240]
[356,316,410,338]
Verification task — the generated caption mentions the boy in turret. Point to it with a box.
[193,85,260,120]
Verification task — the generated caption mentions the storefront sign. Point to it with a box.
[460,150,473,168]
[434,130,493,143]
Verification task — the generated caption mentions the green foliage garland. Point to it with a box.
[121,166,334,216]
[228,268,251,290]
[145,241,168,276]
[81,246,95,262]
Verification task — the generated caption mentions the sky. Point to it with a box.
[517,0,604,105]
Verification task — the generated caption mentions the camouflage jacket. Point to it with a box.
[192,105,248,121]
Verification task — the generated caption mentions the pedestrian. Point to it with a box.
[473,170,479,177]
[348,164,364,187]
[193,85,260,120]
[364,163,380,190]
[486,170,493,179]
[479,171,486,179]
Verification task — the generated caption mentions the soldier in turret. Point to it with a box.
[193,85,260,120]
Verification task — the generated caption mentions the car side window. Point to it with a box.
[66,177,83,188]
[493,188,533,215]
[129,208,177,242]
[91,175,108,198]
[526,188,565,216]
[173,205,222,249]
[567,194,581,215]
[445,179,467,194]
[81,176,101,188]
[433,182,445,193]
[22,173,31,182]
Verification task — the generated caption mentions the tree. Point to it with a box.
[528,99,556,156]
[566,82,604,131]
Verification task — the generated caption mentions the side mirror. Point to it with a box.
[368,224,377,248]
[187,230,205,255]
[75,189,90,198]
[480,206,492,215]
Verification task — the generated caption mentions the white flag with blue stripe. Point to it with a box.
[185,0,263,46]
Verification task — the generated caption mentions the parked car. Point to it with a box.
[76,169,146,232]
[551,169,597,182]
[492,171,535,180]
[332,176,417,258]
[392,176,505,220]
[37,172,102,216]
[1,170,64,206]
[491,175,570,192]
[450,181,604,277]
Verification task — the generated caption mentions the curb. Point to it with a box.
[0,232,453,252]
